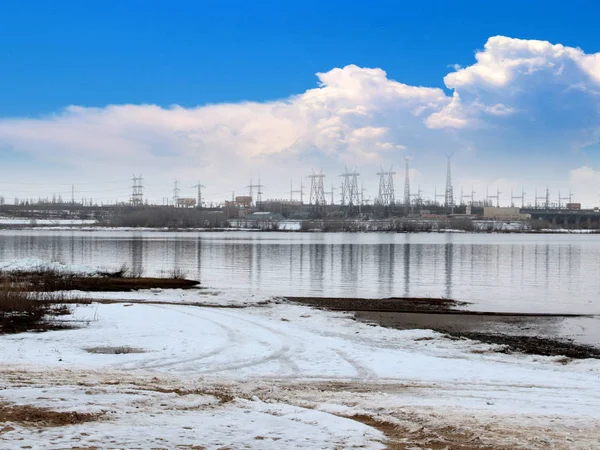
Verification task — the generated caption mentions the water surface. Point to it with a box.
[1,230,599,315]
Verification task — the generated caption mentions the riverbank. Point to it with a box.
[288,296,600,359]
[2,219,600,233]
[1,299,599,449]
[2,256,600,447]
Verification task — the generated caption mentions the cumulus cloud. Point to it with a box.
[2,38,600,205]
[0,64,449,201]
[438,36,600,149]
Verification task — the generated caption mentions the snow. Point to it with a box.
[0,381,384,449]
[1,299,600,447]
[0,217,97,225]
[539,228,599,233]
[62,286,274,306]
[0,258,101,275]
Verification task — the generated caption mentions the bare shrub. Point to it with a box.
[300,220,317,231]
[530,218,552,231]
[169,267,187,279]
[107,207,227,228]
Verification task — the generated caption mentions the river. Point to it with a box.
[1,230,599,315]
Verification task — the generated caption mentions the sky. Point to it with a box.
[1,0,600,207]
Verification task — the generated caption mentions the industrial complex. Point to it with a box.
[1,156,599,229]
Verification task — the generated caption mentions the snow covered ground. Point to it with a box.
[62,286,274,306]
[1,299,600,448]
[0,217,97,226]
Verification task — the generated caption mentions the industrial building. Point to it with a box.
[483,207,531,221]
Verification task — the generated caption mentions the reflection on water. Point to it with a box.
[1,230,599,314]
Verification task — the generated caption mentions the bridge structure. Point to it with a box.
[522,208,600,228]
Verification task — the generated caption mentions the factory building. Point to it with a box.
[483,207,531,220]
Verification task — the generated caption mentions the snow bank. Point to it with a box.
[0,258,101,276]
[68,287,273,306]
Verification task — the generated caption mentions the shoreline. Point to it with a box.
[287,296,600,359]
[1,223,600,234]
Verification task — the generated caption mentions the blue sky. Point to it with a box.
[1,0,600,205]
[3,0,600,115]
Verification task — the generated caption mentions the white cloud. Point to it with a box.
[569,166,600,206]
[425,93,470,129]
[437,36,600,144]
[0,64,448,201]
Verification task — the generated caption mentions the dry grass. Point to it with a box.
[0,268,199,292]
[0,286,75,334]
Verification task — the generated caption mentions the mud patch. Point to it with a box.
[357,311,600,359]
[286,296,468,312]
[138,385,235,404]
[344,413,500,450]
[0,403,103,427]
[451,332,600,359]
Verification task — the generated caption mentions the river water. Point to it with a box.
[1,230,599,315]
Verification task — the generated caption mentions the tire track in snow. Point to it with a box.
[333,349,377,379]
[195,308,376,378]
[129,305,295,375]
[113,305,239,371]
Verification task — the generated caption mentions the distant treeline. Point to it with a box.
[308,218,478,232]
[301,218,557,233]
[101,208,227,228]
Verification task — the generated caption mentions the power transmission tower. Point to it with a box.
[324,182,336,206]
[486,187,501,208]
[468,187,476,206]
[247,178,264,205]
[360,184,368,215]
[403,156,411,215]
[192,182,205,208]
[558,190,572,209]
[173,180,180,207]
[411,186,423,210]
[434,186,445,207]
[131,175,144,206]
[340,167,360,217]
[375,165,396,218]
[307,170,327,217]
[511,188,526,208]
[290,178,304,204]
[376,165,396,206]
[535,187,549,209]
[444,154,454,214]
